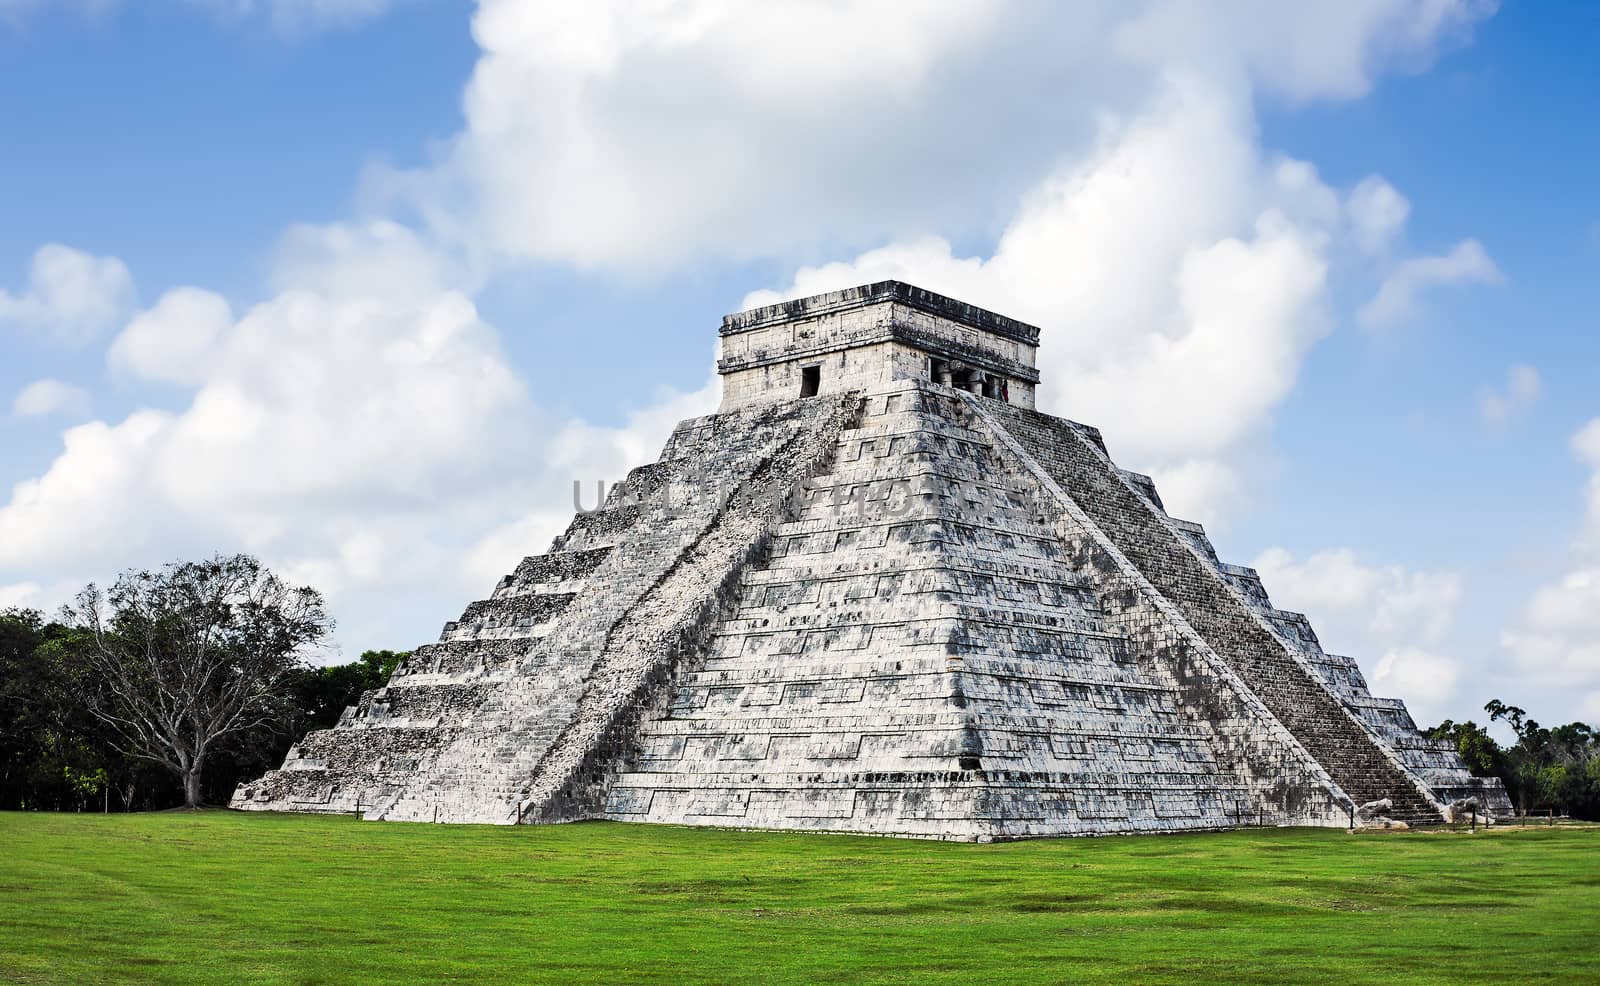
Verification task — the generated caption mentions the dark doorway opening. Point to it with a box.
[800,365,821,397]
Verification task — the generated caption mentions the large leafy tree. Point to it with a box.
[68,555,332,808]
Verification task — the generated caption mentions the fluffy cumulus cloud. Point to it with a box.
[385,0,1080,269]
[11,379,91,419]
[1479,362,1541,428]
[0,0,1502,654]
[383,0,1494,275]
[1500,419,1600,713]
[1252,546,1463,723]
[740,84,1341,527]
[0,226,709,653]
[0,244,135,346]
[1369,648,1462,721]
[108,287,234,386]
[708,3,1496,527]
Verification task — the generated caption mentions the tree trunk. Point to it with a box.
[183,762,204,809]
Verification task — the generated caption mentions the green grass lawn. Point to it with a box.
[1,812,1596,985]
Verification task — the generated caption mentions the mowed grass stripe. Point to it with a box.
[0,812,1594,984]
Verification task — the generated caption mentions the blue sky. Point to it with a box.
[1,1,1596,734]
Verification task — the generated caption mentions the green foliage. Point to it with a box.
[61,763,107,802]
[1,814,1598,984]
[1,595,407,811]
[66,554,334,808]
[280,649,408,729]
[1423,719,1502,776]
[1425,701,1600,819]
[0,609,135,811]
[359,648,407,681]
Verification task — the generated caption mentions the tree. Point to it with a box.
[1424,719,1503,777]
[0,609,107,810]
[68,555,332,808]
[1478,701,1600,819]
[0,609,58,807]
[1544,722,1600,819]
[289,649,408,726]
[1487,700,1548,815]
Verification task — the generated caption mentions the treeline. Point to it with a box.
[7,553,1599,820]
[2,562,407,812]
[1427,701,1600,819]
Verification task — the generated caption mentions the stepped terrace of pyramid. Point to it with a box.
[233,280,1511,839]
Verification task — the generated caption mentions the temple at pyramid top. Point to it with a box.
[718,280,1041,409]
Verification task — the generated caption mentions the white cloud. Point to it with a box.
[1500,419,1600,701]
[460,367,720,591]
[1501,568,1600,690]
[1359,237,1502,328]
[1346,175,1411,255]
[1113,0,1494,104]
[0,0,1502,657]
[0,264,526,575]
[0,244,135,345]
[715,4,1493,528]
[1253,546,1462,647]
[12,379,91,419]
[375,0,1492,274]
[385,0,1035,269]
[1479,362,1541,428]
[1252,546,1464,722]
[1370,648,1462,725]
[741,76,1344,528]
[0,226,717,656]
[108,287,233,386]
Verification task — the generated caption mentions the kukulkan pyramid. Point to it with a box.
[235,282,1511,838]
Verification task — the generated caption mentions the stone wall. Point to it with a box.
[522,393,864,821]
[233,394,860,822]
[600,382,1341,838]
[718,281,1040,411]
[978,398,1450,825]
[236,364,1503,833]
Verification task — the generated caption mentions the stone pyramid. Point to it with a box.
[234,281,1510,838]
